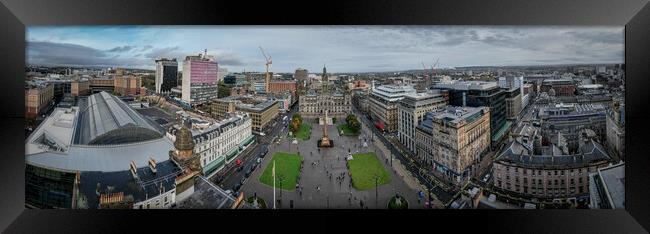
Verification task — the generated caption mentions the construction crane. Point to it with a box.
[259,46,272,93]
[431,58,440,76]
[421,62,429,80]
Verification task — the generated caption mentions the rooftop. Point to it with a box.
[77,159,181,209]
[174,176,245,209]
[590,162,625,209]
[418,106,488,131]
[434,80,498,91]
[495,138,612,169]
[26,107,79,155]
[73,92,164,145]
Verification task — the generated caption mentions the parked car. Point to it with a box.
[236,166,244,172]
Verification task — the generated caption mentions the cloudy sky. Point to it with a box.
[27,26,624,73]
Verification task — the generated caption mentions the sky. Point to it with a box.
[26,26,624,73]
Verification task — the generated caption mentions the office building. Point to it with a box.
[368,84,416,132]
[415,106,491,183]
[71,80,90,97]
[434,81,507,145]
[155,58,178,93]
[182,52,219,106]
[211,95,279,133]
[114,75,141,96]
[397,91,446,154]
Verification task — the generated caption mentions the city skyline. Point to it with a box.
[27,26,624,73]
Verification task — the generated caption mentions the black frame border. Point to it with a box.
[0,0,649,232]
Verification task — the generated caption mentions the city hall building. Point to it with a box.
[299,66,351,119]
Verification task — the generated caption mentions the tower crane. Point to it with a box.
[259,46,272,93]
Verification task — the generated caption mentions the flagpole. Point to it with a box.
[273,160,276,209]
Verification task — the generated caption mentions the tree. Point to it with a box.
[290,114,302,133]
[346,114,360,132]
[217,81,231,98]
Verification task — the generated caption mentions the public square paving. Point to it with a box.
[241,119,422,209]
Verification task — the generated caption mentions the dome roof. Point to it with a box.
[174,126,195,151]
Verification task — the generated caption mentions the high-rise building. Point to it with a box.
[182,52,219,106]
[397,91,446,155]
[434,81,507,146]
[415,106,491,183]
[155,58,178,94]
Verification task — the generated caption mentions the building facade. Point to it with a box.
[368,84,416,132]
[114,75,141,96]
[504,87,522,120]
[299,66,352,119]
[211,96,279,133]
[540,79,576,96]
[155,58,178,94]
[71,80,90,97]
[182,53,219,106]
[167,113,253,177]
[605,101,625,160]
[415,106,491,183]
[434,81,507,145]
[25,82,54,118]
[397,91,446,155]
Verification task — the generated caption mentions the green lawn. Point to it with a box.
[294,123,311,140]
[259,152,303,191]
[337,124,360,136]
[347,153,391,190]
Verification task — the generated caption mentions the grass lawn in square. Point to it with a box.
[293,123,311,140]
[347,153,391,190]
[337,124,360,136]
[259,152,303,191]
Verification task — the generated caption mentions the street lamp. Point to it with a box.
[277,174,285,207]
[373,174,380,208]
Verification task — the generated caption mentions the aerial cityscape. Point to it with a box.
[24,26,624,209]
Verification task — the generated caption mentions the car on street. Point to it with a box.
[482,174,491,183]
[236,166,244,172]
[225,189,233,195]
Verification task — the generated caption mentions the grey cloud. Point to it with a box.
[214,52,246,66]
[106,45,134,52]
[27,41,150,68]
[144,46,183,60]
